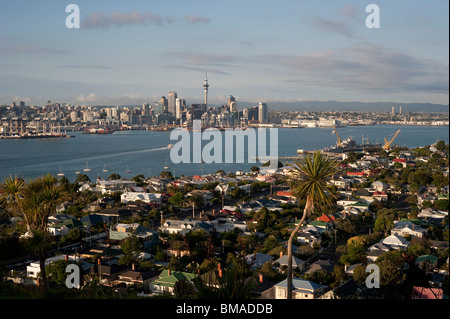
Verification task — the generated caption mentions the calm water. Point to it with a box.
[0,125,448,182]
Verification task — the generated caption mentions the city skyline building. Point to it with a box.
[168,91,177,115]
[258,102,268,123]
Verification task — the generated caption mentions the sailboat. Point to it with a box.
[126,165,131,174]
[57,166,65,177]
[164,159,170,170]
[102,165,108,173]
[83,161,91,172]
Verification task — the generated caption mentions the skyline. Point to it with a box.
[0,0,448,107]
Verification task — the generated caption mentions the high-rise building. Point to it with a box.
[229,101,237,113]
[399,106,402,114]
[175,98,183,120]
[258,102,268,123]
[168,91,177,115]
[227,95,235,110]
[392,106,395,115]
[142,103,150,116]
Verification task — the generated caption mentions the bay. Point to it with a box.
[0,125,448,182]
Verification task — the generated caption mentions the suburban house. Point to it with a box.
[109,223,159,252]
[245,253,274,270]
[305,259,334,275]
[274,277,327,299]
[112,269,160,290]
[380,233,410,250]
[160,219,214,236]
[373,191,388,202]
[47,218,84,237]
[95,179,138,194]
[149,269,197,295]
[391,220,427,238]
[273,253,306,271]
[120,192,164,205]
[27,255,81,279]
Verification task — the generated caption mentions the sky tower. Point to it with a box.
[203,72,209,107]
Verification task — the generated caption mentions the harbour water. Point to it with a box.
[0,125,448,182]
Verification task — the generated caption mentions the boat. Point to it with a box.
[57,166,65,177]
[75,170,80,175]
[126,165,131,174]
[102,165,108,173]
[83,161,91,172]
[164,159,170,170]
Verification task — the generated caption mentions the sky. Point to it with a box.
[0,0,448,107]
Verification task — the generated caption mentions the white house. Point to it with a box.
[26,255,81,279]
[120,192,163,204]
[391,221,427,238]
[380,233,410,250]
[159,219,213,236]
[274,277,327,299]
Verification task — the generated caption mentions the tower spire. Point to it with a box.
[203,72,209,107]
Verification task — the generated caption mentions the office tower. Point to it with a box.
[142,103,150,116]
[258,102,268,123]
[227,95,235,110]
[159,96,168,111]
[175,98,182,120]
[168,91,177,115]
[153,102,165,116]
[399,106,402,114]
[203,72,209,107]
[392,106,395,115]
[229,101,237,113]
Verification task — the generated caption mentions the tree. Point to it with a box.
[159,171,173,179]
[1,174,63,289]
[118,236,142,267]
[108,173,121,180]
[169,192,185,207]
[75,173,90,184]
[286,151,340,299]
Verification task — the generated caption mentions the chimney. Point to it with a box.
[259,273,263,284]
[168,269,171,276]
[280,251,283,258]
[213,209,215,215]
[97,258,101,265]
[65,255,68,261]
[132,263,135,271]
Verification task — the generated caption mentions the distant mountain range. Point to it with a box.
[262,100,449,113]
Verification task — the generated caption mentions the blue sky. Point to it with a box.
[0,0,448,107]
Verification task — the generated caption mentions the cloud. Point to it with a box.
[166,65,231,76]
[183,14,210,25]
[81,11,173,29]
[312,16,355,37]
[168,52,243,67]
[81,11,208,29]
[259,43,449,95]
[75,93,99,103]
[56,65,113,70]
[0,45,69,56]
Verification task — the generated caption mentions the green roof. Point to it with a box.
[416,254,439,264]
[308,220,328,227]
[152,270,197,288]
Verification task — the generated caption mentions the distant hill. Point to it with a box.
[262,100,449,113]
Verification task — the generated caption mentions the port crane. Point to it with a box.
[332,125,342,147]
[383,129,401,150]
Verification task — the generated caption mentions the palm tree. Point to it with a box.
[286,151,340,299]
[1,174,63,289]
[0,175,29,229]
